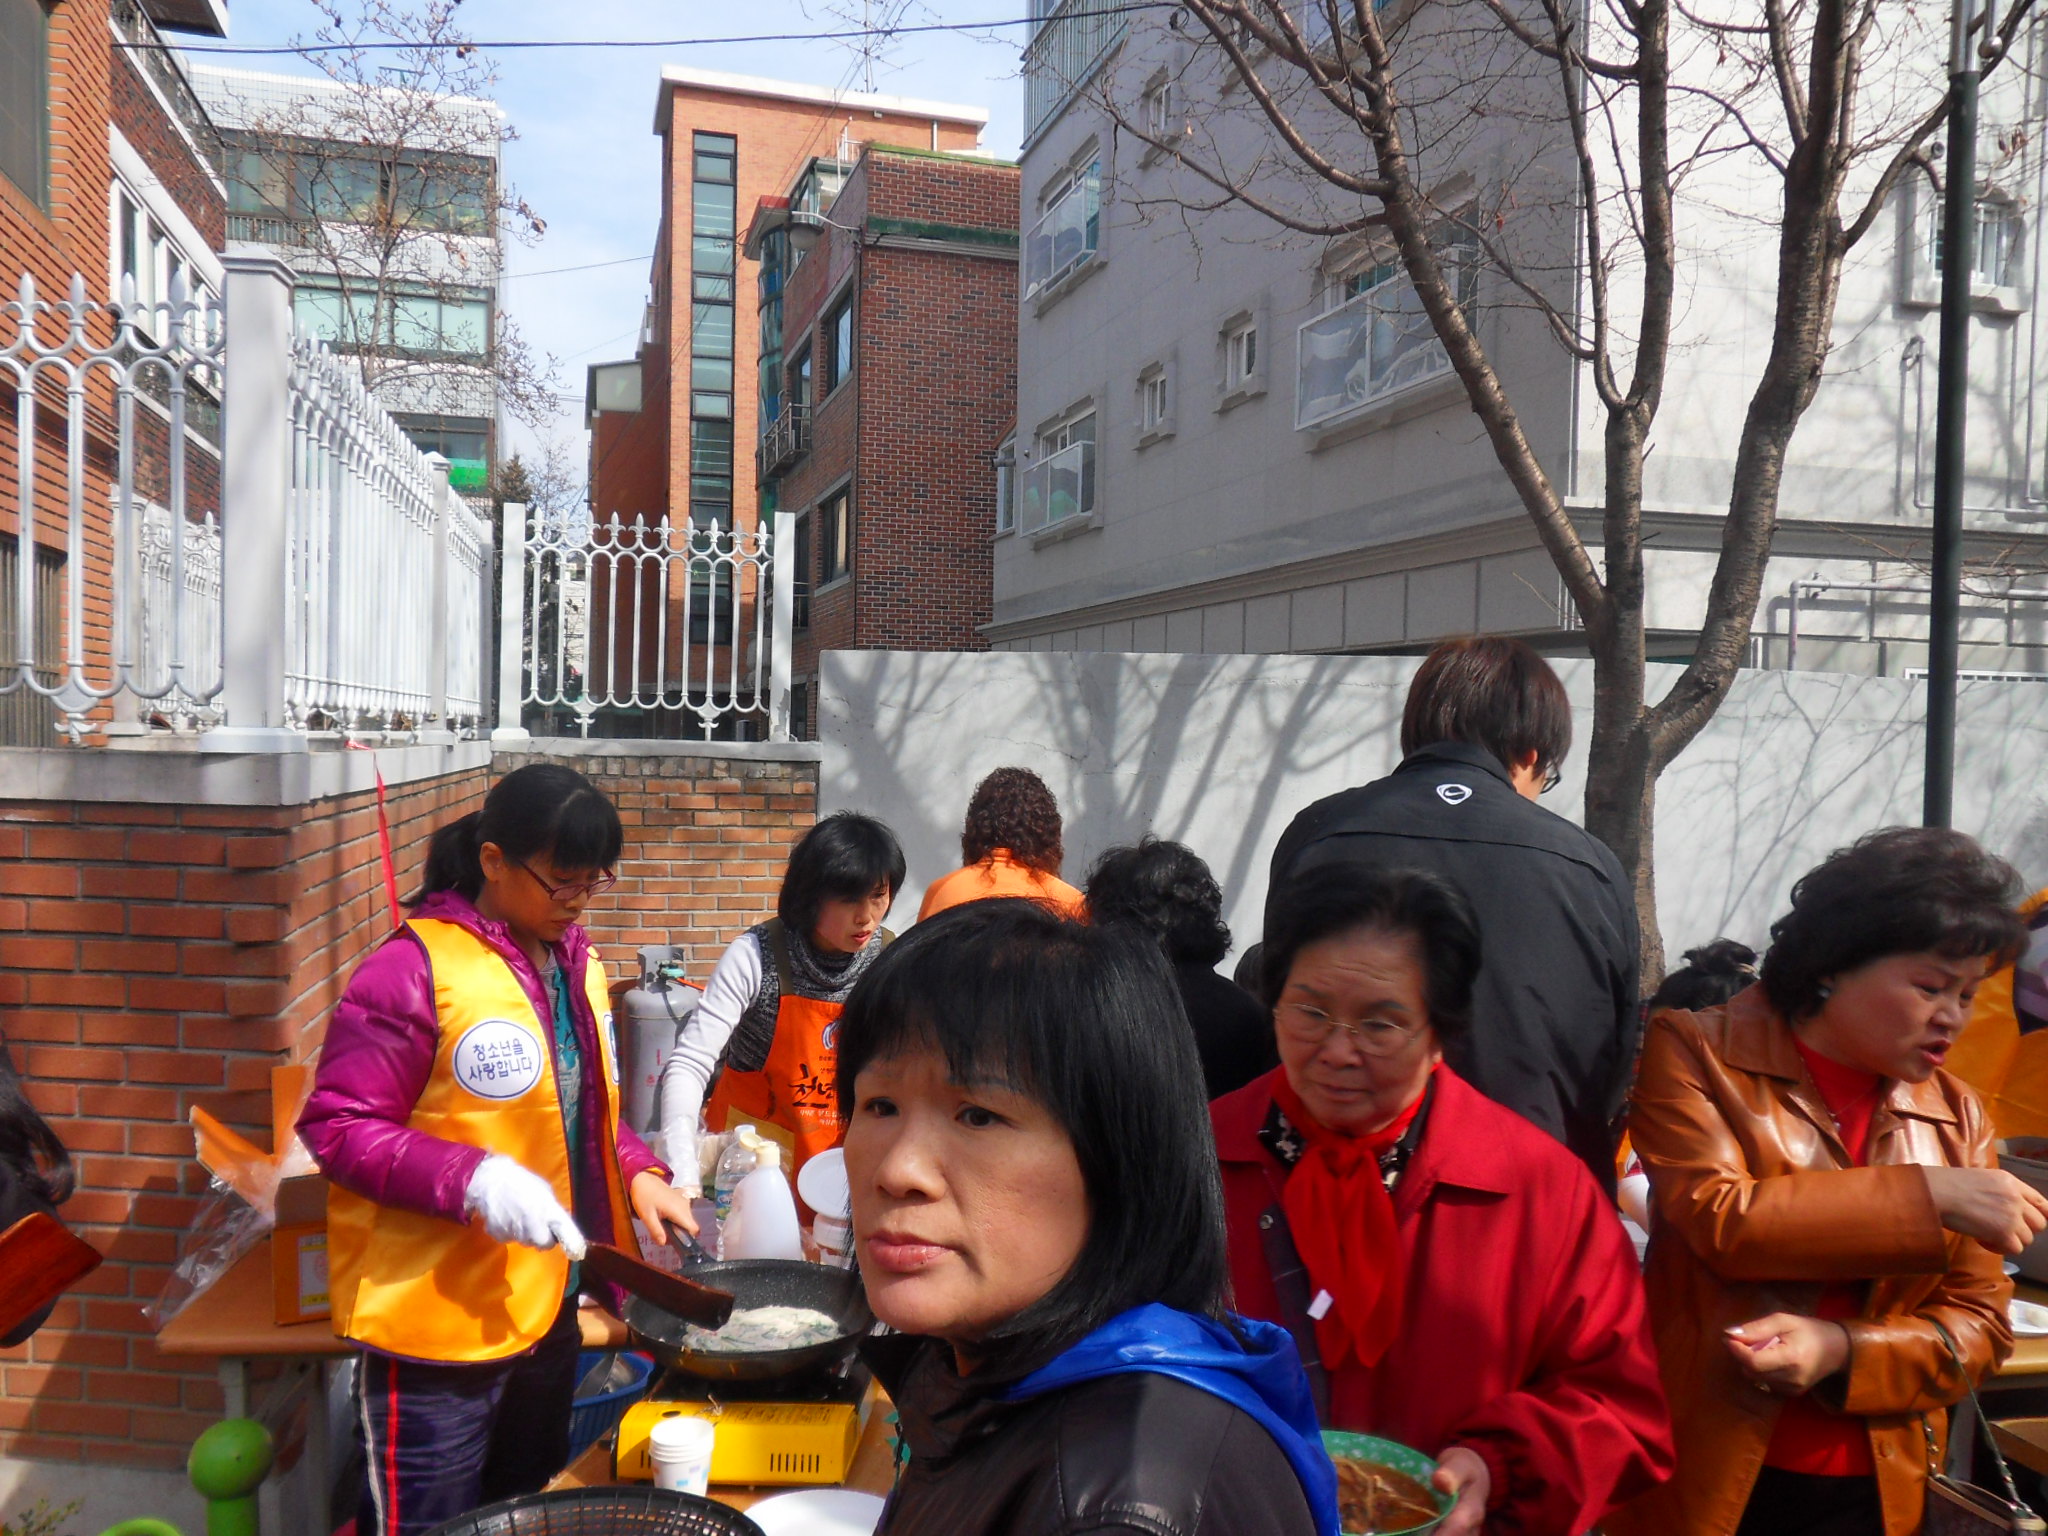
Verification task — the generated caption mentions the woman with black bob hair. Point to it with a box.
[1215,862,1672,1535]
[1086,836,1277,1099]
[839,898,1337,1536]
[1613,827,2048,1536]
[661,811,907,1185]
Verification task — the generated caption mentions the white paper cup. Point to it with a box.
[648,1414,715,1496]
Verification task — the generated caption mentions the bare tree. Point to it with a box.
[1082,0,2040,970]
[215,0,555,431]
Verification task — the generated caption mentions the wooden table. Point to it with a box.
[547,1380,899,1515]
[155,1237,631,1536]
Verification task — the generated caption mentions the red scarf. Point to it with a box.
[1270,1070,1430,1371]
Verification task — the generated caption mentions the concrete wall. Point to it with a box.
[817,648,2048,963]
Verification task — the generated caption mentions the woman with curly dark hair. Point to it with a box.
[918,766,1086,921]
[1087,838,1277,1099]
[1611,827,2047,1536]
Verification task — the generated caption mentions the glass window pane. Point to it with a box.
[692,355,733,392]
[693,273,733,301]
[294,285,345,342]
[0,0,47,206]
[692,391,732,418]
[694,182,737,238]
[442,296,490,354]
[389,293,438,351]
[693,235,735,276]
[692,301,734,359]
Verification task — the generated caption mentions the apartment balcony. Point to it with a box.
[1023,176,1100,303]
[1295,274,1455,432]
[1019,439,1094,534]
[110,0,224,155]
[758,402,812,481]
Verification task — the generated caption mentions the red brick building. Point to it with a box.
[744,144,1019,736]
[585,69,987,535]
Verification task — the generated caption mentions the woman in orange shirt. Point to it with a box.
[918,766,1086,921]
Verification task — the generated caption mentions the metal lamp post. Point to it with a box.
[1924,0,1996,828]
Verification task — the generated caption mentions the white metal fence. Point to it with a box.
[496,509,793,742]
[1,258,492,745]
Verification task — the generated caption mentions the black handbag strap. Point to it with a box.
[1925,1316,2029,1510]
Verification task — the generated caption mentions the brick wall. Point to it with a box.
[110,52,225,252]
[776,148,1019,691]
[0,758,489,1469]
[496,745,821,974]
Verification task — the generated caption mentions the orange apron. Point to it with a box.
[704,923,856,1178]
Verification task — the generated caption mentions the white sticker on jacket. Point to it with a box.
[452,1019,547,1100]
[1436,783,1473,806]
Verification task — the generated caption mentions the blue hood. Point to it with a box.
[1003,1303,1339,1536]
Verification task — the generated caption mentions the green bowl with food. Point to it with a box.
[1322,1431,1453,1536]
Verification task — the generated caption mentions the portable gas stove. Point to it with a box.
[616,1356,874,1486]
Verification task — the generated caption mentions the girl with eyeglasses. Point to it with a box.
[1213,861,1674,1535]
[299,763,694,1536]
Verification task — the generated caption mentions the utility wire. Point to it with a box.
[120,3,1171,55]
[503,255,648,279]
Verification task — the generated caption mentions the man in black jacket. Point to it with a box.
[1266,637,1640,1189]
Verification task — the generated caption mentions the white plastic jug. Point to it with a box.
[722,1150,803,1261]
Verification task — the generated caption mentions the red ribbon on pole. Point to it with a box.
[346,743,404,931]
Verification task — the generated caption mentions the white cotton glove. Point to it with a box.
[463,1154,588,1260]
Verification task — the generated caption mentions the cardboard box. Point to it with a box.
[272,1174,331,1325]
[191,1064,331,1325]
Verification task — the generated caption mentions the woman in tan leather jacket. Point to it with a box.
[1609,828,2048,1536]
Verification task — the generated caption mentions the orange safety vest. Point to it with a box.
[326,918,635,1363]
[1950,887,2048,1137]
[705,921,877,1180]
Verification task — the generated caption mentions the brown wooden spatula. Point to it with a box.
[0,1212,102,1340]
[582,1240,735,1328]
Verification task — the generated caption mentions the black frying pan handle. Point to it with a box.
[665,1218,712,1265]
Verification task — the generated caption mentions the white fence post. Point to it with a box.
[210,254,299,750]
[492,501,530,745]
[421,453,454,742]
[770,510,794,742]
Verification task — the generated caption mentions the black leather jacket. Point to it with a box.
[865,1335,1319,1536]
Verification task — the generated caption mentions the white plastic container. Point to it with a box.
[648,1414,715,1496]
[797,1147,854,1266]
[722,1146,804,1261]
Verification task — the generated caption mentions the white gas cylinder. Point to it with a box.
[622,945,695,1134]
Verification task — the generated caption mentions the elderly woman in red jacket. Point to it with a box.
[1215,862,1673,1533]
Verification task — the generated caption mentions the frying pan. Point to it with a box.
[624,1258,872,1383]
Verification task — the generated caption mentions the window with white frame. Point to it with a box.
[1934,195,2022,288]
[110,182,213,340]
[1144,77,1174,138]
[1295,226,1477,430]
[1225,320,1259,389]
[1021,409,1096,531]
[1139,366,1170,434]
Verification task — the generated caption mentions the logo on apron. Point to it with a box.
[452,1019,547,1100]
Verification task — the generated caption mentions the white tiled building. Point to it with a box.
[187,62,506,498]
[999,5,2048,677]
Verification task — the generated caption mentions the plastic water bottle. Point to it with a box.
[713,1126,765,1253]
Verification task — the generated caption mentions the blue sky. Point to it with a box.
[186,0,1028,474]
